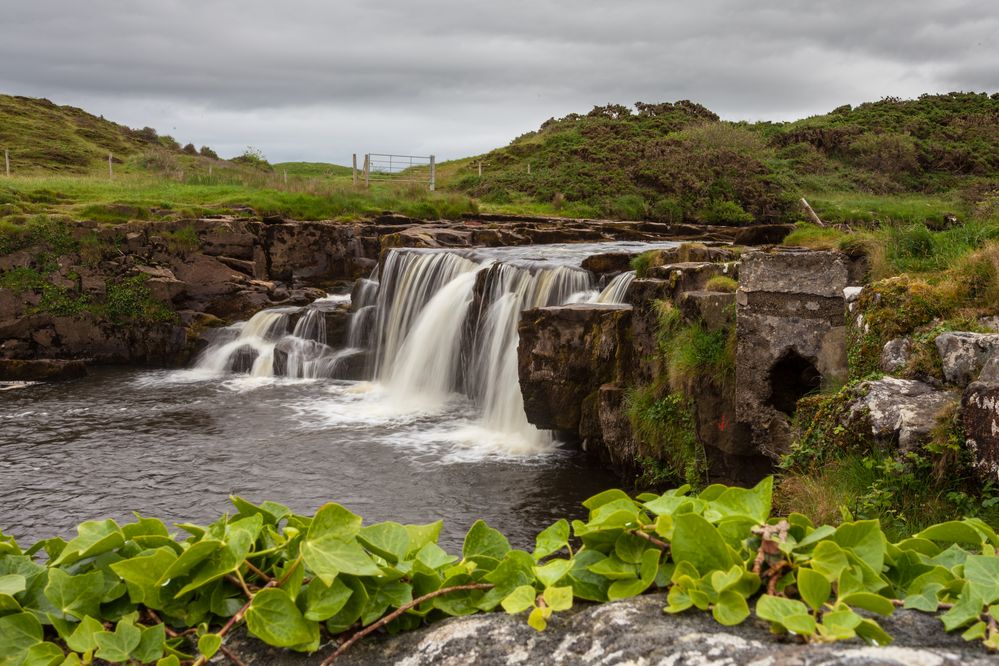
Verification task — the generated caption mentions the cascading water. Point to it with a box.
[188,241,674,456]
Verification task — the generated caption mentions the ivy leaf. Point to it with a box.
[132,624,166,663]
[462,521,511,567]
[833,521,886,574]
[304,578,354,622]
[0,574,25,597]
[65,615,104,653]
[110,547,178,605]
[94,619,142,663]
[245,588,320,652]
[534,559,573,588]
[43,568,104,621]
[839,592,894,616]
[712,589,750,626]
[903,583,944,612]
[582,489,633,511]
[567,550,611,602]
[21,641,63,666]
[527,605,551,631]
[358,522,410,564]
[158,540,222,585]
[0,612,43,663]
[501,585,536,614]
[542,586,573,612]
[819,609,862,640]
[176,523,259,597]
[197,633,222,660]
[532,520,569,561]
[302,535,382,585]
[855,618,892,646]
[415,542,457,571]
[710,476,773,524]
[755,595,815,636]
[963,555,999,604]
[403,521,442,556]
[360,581,412,625]
[307,503,363,543]
[324,576,369,635]
[53,519,124,567]
[916,521,986,546]
[808,541,850,581]
[671,513,735,575]
[797,568,831,611]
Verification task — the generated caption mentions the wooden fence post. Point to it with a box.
[527,163,531,175]
[429,155,436,192]
[4,149,9,177]
[108,152,113,179]
[477,160,482,177]
[352,153,358,186]
[363,154,370,188]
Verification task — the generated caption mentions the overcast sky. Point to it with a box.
[2,1,996,164]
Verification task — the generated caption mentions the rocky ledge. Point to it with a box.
[226,594,990,665]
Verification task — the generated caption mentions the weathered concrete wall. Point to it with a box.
[735,249,851,459]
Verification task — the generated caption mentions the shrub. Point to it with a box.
[199,145,220,159]
[650,197,684,223]
[630,250,656,278]
[181,143,198,156]
[699,199,754,225]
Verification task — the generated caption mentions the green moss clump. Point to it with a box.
[704,275,738,293]
[626,386,704,487]
[102,275,177,324]
[163,224,200,253]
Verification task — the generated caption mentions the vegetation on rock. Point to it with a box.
[5,479,999,664]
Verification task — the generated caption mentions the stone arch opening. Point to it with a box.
[767,350,821,416]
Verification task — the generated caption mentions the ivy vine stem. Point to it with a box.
[320,583,495,664]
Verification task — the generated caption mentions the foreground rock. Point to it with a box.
[0,358,88,381]
[225,594,991,665]
[850,377,959,452]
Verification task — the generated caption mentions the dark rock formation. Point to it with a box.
[0,358,88,381]
[736,249,851,459]
[518,304,632,434]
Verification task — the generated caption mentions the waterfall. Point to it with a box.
[593,270,636,304]
[187,242,653,457]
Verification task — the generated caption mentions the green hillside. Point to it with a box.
[446,92,998,225]
[0,95,202,173]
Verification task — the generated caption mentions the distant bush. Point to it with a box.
[699,200,754,225]
[181,143,198,156]
[199,145,219,159]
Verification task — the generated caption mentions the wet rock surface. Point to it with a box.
[518,303,632,433]
[224,594,991,665]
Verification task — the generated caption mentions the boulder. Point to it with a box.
[935,332,999,386]
[224,592,993,665]
[518,304,632,434]
[962,381,999,482]
[880,337,912,374]
[580,252,634,276]
[229,344,259,374]
[850,377,959,451]
[647,262,739,297]
[677,291,735,331]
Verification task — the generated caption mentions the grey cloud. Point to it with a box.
[1,1,995,163]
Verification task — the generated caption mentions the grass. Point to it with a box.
[626,386,704,488]
[705,275,738,292]
[0,174,478,224]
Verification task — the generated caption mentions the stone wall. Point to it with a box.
[735,249,851,459]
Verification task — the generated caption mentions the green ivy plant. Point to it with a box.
[3,477,999,665]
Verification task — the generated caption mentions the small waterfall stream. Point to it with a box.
[192,243,670,456]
